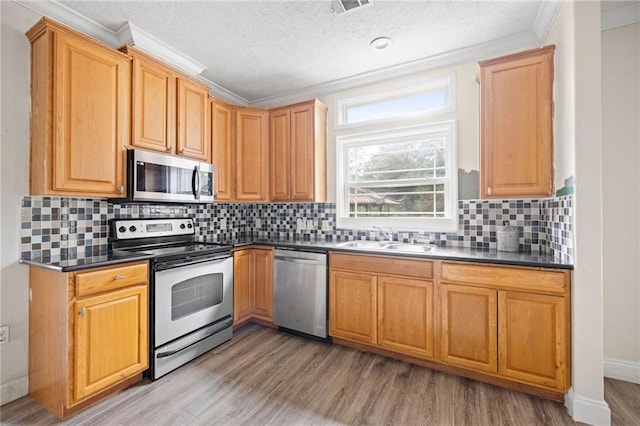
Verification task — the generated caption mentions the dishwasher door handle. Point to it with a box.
[274,256,325,265]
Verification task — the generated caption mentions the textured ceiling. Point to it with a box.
[55,0,545,103]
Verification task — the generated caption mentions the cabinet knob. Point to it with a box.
[166,146,172,153]
[79,307,86,317]
[180,148,184,154]
[487,187,493,196]
[119,185,124,194]
[114,274,125,280]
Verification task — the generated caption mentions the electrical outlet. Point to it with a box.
[219,218,227,230]
[0,325,9,345]
[306,220,314,230]
[296,218,305,230]
[321,220,332,232]
[254,218,262,228]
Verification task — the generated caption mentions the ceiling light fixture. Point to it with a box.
[370,36,392,50]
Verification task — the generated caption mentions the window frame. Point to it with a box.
[336,120,458,231]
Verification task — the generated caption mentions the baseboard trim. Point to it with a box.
[565,388,611,426]
[0,375,28,406]
[604,357,640,384]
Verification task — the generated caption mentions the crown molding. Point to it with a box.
[601,2,640,32]
[116,22,206,76]
[14,0,120,47]
[532,0,563,41]
[249,31,540,107]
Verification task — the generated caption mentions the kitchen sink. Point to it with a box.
[333,241,390,249]
[383,243,435,253]
[333,241,435,254]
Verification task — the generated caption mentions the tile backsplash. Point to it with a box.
[20,195,574,263]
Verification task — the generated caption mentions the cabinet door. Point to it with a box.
[290,104,315,201]
[177,78,210,161]
[74,285,148,402]
[235,108,269,201]
[378,276,434,359]
[131,56,175,153]
[270,109,291,201]
[479,46,554,198]
[252,249,274,321]
[53,32,129,196]
[211,99,233,201]
[440,284,497,373]
[329,270,377,344]
[233,250,253,324]
[498,291,568,390]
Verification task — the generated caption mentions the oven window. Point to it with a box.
[171,273,223,320]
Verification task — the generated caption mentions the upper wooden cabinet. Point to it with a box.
[210,98,234,201]
[234,107,270,201]
[124,47,210,162]
[27,18,130,198]
[478,45,555,198]
[270,100,327,202]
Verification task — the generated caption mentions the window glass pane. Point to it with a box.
[345,89,447,124]
[347,138,446,183]
[348,184,446,218]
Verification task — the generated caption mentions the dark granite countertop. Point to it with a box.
[228,239,573,270]
[19,251,155,272]
[21,238,573,272]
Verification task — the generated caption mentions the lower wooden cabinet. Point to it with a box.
[329,253,435,359]
[233,246,274,325]
[328,252,571,400]
[29,261,148,420]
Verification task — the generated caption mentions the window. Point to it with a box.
[336,74,454,128]
[334,74,458,232]
[337,121,457,231]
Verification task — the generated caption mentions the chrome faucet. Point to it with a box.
[374,226,394,242]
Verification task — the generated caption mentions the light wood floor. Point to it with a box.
[2,323,639,425]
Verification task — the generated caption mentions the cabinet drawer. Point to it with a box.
[75,262,148,297]
[440,262,568,294]
[330,253,432,279]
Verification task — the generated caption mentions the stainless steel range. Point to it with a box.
[109,218,233,379]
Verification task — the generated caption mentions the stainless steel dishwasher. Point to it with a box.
[273,248,328,339]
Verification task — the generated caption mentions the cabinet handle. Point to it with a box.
[487,187,493,196]
[79,307,86,317]
[166,146,172,153]
[114,274,125,280]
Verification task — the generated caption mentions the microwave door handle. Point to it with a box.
[192,165,201,200]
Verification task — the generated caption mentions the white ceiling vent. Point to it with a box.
[331,0,374,15]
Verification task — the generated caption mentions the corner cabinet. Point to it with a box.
[124,46,211,162]
[234,108,270,201]
[233,247,274,326]
[27,18,129,198]
[29,261,149,420]
[478,45,555,198]
[270,100,327,202]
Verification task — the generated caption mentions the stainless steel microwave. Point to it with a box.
[124,149,214,204]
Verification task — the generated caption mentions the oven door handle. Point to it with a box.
[156,317,233,358]
[192,165,201,200]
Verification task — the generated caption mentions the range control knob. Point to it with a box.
[180,223,186,229]
[129,226,137,232]
[187,223,193,229]
[118,226,126,233]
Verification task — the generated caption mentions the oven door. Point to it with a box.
[154,256,233,347]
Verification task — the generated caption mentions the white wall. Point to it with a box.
[317,62,479,202]
[546,1,611,424]
[0,1,41,405]
[602,22,640,383]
